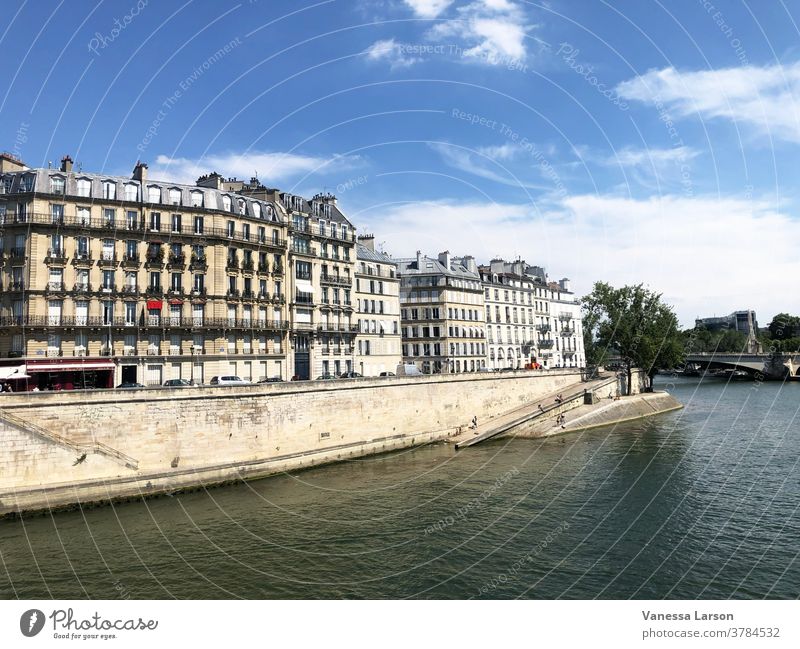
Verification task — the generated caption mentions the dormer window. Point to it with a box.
[147,185,161,203]
[76,178,92,198]
[319,221,326,236]
[341,225,348,240]
[50,176,65,194]
[190,190,203,208]
[124,183,138,201]
[238,199,246,215]
[169,188,181,205]
[102,181,116,200]
[20,174,35,192]
[252,203,261,219]
[222,195,231,212]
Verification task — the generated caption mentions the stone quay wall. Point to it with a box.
[0,369,586,516]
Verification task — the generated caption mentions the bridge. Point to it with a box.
[684,353,800,378]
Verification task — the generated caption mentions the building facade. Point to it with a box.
[397,251,486,374]
[479,259,585,370]
[0,154,293,388]
[354,236,401,376]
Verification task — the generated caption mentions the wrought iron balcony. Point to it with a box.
[45,248,68,264]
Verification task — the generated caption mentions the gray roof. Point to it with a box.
[396,255,480,280]
[356,243,396,265]
[0,166,286,223]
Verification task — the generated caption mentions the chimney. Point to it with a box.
[462,255,477,274]
[196,172,223,189]
[416,250,423,268]
[60,155,73,173]
[132,161,148,184]
[358,234,375,251]
[438,250,451,269]
[513,260,525,276]
[559,278,571,292]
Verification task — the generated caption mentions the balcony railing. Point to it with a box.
[558,312,572,321]
[45,248,68,263]
[561,328,574,336]
[0,315,290,331]
[45,281,66,292]
[9,247,25,258]
[320,273,352,286]
[538,340,554,349]
[536,324,551,332]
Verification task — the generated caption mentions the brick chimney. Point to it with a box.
[60,155,73,173]
[357,234,375,251]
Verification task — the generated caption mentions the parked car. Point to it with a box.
[339,371,363,379]
[258,377,284,383]
[116,382,145,389]
[379,371,395,377]
[396,363,423,376]
[316,373,337,380]
[163,378,196,388]
[209,376,250,386]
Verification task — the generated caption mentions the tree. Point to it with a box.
[768,313,800,341]
[582,282,683,394]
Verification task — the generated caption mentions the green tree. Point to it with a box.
[582,282,683,394]
[768,313,800,340]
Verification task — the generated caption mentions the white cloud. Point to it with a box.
[610,146,700,167]
[431,0,531,63]
[429,142,556,191]
[616,63,800,143]
[363,38,420,69]
[147,151,361,186]
[361,192,799,326]
[403,0,454,17]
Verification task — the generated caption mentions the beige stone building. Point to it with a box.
[0,154,290,388]
[353,236,401,376]
[397,251,486,374]
[479,259,585,369]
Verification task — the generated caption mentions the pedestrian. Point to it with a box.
[538,404,544,413]
[470,416,478,429]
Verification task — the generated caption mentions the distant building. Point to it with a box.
[695,310,759,337]
[397,251,486,374]
[479,259,584,369]
[354,236,401,376]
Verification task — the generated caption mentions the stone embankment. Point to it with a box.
[0,369,592,517]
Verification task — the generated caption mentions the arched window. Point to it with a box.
[222,195,232,212]
[252,203,261,219]
[238,199,246,215]
[50,175,65,194]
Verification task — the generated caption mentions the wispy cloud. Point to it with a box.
[147,151,362,186]
[429,142,557,191]
[362,191,798,325]
[403,0,454,17]
[616,63,800,143]
[363,38,421,69]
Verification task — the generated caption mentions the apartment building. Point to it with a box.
[194,175,360,381]
[354,236,401,376]
[397,251,486,374]
[480,259,585,370]
[0,154,290,388]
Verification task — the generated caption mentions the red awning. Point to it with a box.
[146,300,163,310]
[26,361,115,373]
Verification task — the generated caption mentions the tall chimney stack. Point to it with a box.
[60,155,73,173]
[132,161,148,185]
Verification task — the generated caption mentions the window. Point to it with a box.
[227,221,235,238]
[103,208,115,227]
[102,300,114,325]
[126,210,138,230]
[169,304,181,326]
[103,181,116,200]
[171,272,182,291]
[192,304,204,326]
[222,195,231,212]
[194,216,204,234]
[76,178,91,197]
[102,270,114,290]
[238,199,246,215]
[125,302,136,326]
[171,213,181,232]
[295,260,311,280]
[147,186,161,203]
[149,211,161,231]
[169,188,181,205]
[242,223,250,241]
[193,274,205,293]
[190,190,203,207]
[77,206,90,225]
[149,271,161,289]
[124,183,138,201]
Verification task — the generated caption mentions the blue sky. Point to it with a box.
[2,0,800,326]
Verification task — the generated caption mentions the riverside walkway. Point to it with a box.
[452,373,619,449]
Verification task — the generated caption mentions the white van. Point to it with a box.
[209,375,250,386]
[396,363,423,376]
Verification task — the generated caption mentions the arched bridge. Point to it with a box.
[684,353,800,378]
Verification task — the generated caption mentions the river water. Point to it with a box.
[1,377,799,599]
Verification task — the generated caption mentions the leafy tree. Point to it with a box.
[582,282,683,394]
[768,313,800,340]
